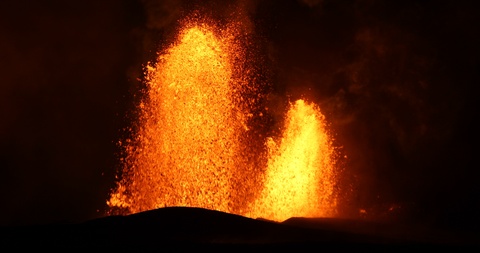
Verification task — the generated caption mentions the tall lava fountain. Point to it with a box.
[108,15,340,221]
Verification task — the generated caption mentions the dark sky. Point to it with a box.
[1,0,478,232]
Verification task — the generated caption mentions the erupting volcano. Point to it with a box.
[107,15,340,221]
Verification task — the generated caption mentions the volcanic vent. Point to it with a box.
[107,14,340,222]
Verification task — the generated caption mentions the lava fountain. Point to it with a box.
[248,99,338,221]
[107,18,261,215]
[108,15,340,221]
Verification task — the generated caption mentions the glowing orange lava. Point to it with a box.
[108,16,340,222]
[108,20,259,215]
[248,99,338,221]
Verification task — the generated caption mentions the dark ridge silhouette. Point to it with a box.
[1,207,477,251]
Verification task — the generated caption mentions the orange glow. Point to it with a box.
[248,99,338,221]
[107,16,340,221]
[107,19,260,215]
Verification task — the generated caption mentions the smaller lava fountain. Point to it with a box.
[248,99,338,221]
[108,14,341,222]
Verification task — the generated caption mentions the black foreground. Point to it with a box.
[1,207,478,251]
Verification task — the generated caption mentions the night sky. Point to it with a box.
[1,0,478,233]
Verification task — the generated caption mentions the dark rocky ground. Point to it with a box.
[1,207,478,251]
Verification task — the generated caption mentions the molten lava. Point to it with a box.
[248,99,337,221]
[108,19,260,215]
[108,16,340,222]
